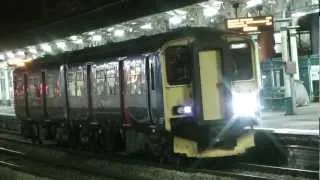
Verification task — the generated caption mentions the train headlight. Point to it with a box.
[232,91,258,117]
[173,105,192,115]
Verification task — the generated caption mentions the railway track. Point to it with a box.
[0,132,318,180]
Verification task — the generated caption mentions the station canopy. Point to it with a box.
[0,0,318,65]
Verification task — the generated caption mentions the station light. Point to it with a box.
[7,58,32,67]
[246,0,262,8]
[6,51,15,59]
[291,12,307,18]
[70,35,79,41]
[28,46,38,54]
[40,43,52,52]
[16,50,25,57]
[114,29,125,37]
[140,23,152,30]
[0,54,5,60]
[56,41,67,50]
[88,31,95,35]
[92,34,102,42]
[203,6,219,17]
[74,39,83,44]
[107,27,114,32]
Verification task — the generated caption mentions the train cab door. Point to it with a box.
[193,48,224,122]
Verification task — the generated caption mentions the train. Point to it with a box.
[13,27,260,160]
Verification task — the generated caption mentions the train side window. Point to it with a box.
[124,57,146,95]
[14,78,24,97]
[165,46,191,85]
[76,71,84,97]
[95,69,105,96]
[47,73,60,98]
[106,62,119,95]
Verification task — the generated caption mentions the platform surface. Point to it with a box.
[260,103,319,135]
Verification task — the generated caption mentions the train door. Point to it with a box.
[27,72,45,121]
[122,56,149,125]
[195,49,224,121]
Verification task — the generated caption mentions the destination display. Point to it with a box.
[226,16,273,32]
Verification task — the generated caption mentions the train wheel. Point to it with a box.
[89,128,99,152]
[31,124,41,144]
[79,126,89,148]
[55,127,64,146]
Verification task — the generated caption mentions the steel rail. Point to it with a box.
[237,163,318,179]
[0,135,317,180]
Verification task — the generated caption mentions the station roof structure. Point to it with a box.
[0,0,318,64]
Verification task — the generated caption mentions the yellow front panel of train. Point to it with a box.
[198,50,223,120]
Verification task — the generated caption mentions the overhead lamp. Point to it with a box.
[203,7,219,17]
[173,9,187,16]
[88,31,95,35]
[28,47,38,54]
[107,27,114,32]
[40,43,52,52]
[70,36,78,41]
[246,0,262,8]
[6,51,15,59]
[0,54,5,60]
[17,50,25,57]
[56,41,67,50]
[140,23,152,30]
[169,16,183,25]
[74,39,83,44]
[114,29,125,37]
[92,34,102,41]
[291,12,307,18]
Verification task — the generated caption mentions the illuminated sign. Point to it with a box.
[226,16,273,32]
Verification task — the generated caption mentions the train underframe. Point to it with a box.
[20,116,255,161]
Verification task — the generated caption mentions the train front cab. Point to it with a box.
[161,34,259,158]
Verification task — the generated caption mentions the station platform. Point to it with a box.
[259,103,319,135]
[0,104,319,135]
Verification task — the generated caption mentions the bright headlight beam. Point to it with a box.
[232,91,258,117]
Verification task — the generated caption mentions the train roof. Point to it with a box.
[20,27,241,70]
